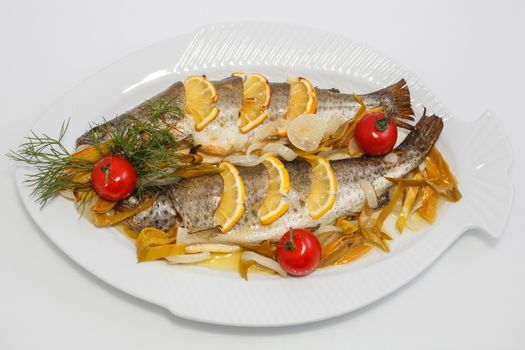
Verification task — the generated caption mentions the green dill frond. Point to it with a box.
[147,97,183,121]
[6,120,94,207]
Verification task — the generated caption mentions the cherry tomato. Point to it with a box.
[355,112,398,156]
[91,156,137,201]
[276,228,321,276]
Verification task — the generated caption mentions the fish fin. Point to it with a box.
[398,112,443,156]
[386,78,415,121]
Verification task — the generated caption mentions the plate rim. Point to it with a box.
[13,21,514,327]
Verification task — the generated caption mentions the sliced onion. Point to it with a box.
[261,143,297,161]
[200,153,224,164]
[253,119,288,141]
[287,114,326,152]
[323,116,345,138]
[384,152,398,164]
[223,154,260,166]
[165,251,211,264]
[241,251,287,277]
[185,243,241,254]
[359,179,378,209]
[246,142,264,155]
[313,225,342,235]
[348,138,363,157]
[320,232,340,248]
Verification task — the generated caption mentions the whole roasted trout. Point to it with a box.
[124,114,443,245]
[76,76,413,156]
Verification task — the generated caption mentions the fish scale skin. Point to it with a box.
[76,77,411,156]
[127,114,443,244]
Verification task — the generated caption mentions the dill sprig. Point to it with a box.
[106,118,186,198]
[147,97,183,121]
[7,120,94,207]
[7,97,210,208]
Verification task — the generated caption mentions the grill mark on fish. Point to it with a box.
[126,114,443,245]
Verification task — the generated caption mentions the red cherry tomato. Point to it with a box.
[91,156,137,201]
[276,228,321,276]
[355,112,398,156]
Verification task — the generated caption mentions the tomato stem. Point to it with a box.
[100,158,112,187]
[375,115,390,132]
[285,228,296,251]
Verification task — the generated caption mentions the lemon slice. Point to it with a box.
[184,76,220,131]
[238,73,271,133]
[285,77,317,120]
[258,156,290,224]
[306,157,337,219]
[216,161,245,233]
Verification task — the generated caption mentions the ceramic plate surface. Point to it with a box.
[15,22,513,326]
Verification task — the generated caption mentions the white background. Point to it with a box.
[1,1,523,349]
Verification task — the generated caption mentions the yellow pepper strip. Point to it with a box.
[375,184,403,230]
[335,218,358,235]
[74,190,96,202]
[135,227,185,262]
[91,196,117,214]
[239,260,256,280]
[396,173,423,233]
[359,204,389,252]
[417,186,438,223]
[335,244,372,265]
[92,194,157,227]
[321,234,347,259]
[71,143,111,163]
[241,240,276,259]
[425,148,462,202]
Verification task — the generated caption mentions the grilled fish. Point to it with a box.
[125,114,443,245]
[76,76,413,156]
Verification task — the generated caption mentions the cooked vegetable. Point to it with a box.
[91,156,137,201]
[313,225,342,235]
[165,251,212,264]
[359,179,378,208]
[261,142,297,161]
[90,196,118,214]
[287,114,326,152]
[276,228,321,276]
[335,245,372,265]
[375,185,403,231]
[135,226,186,262]
[396,173,423,233]
[241,251,287,279]
[355,112,398,156]
[417,186,438,223]
[185,243,241,254]
[424,148,462,202]
[358,204,389,252]
[92,194,157,226]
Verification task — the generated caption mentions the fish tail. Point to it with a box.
[398,112,443,156]
[385,78,414,121]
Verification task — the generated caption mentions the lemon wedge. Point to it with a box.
[184,76,220,131]
[285,77,317,120]
[238,73,271,133]
[306,157,337,219]
[216,161,245,233]
[258,156,290,225]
